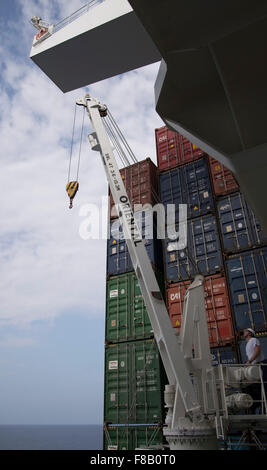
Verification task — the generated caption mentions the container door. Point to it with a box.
[105,344,131,424]
[131,274,153,340]
[106,275,131,342]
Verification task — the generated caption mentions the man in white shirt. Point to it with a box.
[243,328,266,414]
[244,328,264,364]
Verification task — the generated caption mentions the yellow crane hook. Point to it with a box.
[66,181,79,209]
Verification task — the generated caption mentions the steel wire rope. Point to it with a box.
[106,111,137,164]
[103,116,129,166]
[105,114,132,166]
[103,120,126,167]
[107,110,138,164]
[103,117,130,167]
[67,103,77,182]
[76,106,86,181]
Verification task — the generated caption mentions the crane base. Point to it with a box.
[164,417,218,450]
[164,430,218,450]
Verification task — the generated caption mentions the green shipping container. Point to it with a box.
[106,271,164,343]
[103,424,165,450]
[104,339,167,424]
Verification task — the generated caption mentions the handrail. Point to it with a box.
[53,0,105,33]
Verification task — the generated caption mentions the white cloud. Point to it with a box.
[0,0,163,328]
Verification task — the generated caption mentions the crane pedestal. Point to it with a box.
[164,430,218,451]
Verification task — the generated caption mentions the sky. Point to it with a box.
[0,0,163,424]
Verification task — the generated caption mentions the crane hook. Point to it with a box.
[66,181,79,209]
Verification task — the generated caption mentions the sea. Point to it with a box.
[0,425,103,450]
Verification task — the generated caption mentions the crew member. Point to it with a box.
[243,328,266,414]
[244,328,264,365]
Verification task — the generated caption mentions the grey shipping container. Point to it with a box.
[226,248,267,332]
[159,158,214,221]
[217,193,267,253]
[164,215,223,281]
[104,339,167,425]
[107,211,163,276]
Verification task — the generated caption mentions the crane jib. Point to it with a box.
[104,151,142,243]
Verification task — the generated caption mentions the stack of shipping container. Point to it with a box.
[156,127,236,364]
[103,127,267,450]
[156,125,267,373]
[103,159,167,450]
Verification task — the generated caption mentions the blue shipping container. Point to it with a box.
[107,212,163,276]
[217,193,267,253]
[159,158,214,221]
[248,203,267,247]
[239,335,267,363]
[211,346,239,366]
[226,248,267,332]
[164,215,223,281]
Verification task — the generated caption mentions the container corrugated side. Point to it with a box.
[103,424,164,450]
[155,126,205,171]
[104,339,167,425]
[226,248,267,332]
[239,334,267,363]
[107,212,163,276]
[217,192,267,253]
[247,200,267,248]
[159,158,214,220]
[110,158,159,219]
[164,215,223,281]
[209,156,239,196]
[105,271,164,343]
[211,346,239,366]
[167,275,235,347]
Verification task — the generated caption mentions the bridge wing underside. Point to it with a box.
[129,0,267,233]
[30,0,161,92]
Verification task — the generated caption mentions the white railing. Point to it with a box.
[53,0,105,33]
[213,364,267,448]
[215,364,267,417]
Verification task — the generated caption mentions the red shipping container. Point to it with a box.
[110,158,159,219]
[155,126,205,171]
[209,156,239,196]
[166,275,235,347]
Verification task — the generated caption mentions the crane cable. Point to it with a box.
[66,104,85,209]
[107,110,138,164]
[103,116,131,167]
[76,106,86,181]
[67,103,77,183]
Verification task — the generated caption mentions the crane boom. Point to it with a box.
[77,94,219,449]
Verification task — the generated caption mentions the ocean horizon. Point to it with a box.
[0,425,103,450]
